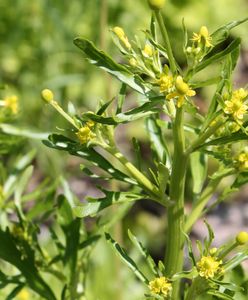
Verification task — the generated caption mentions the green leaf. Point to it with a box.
[82,97,163,125]
[79,235,101,250]
[224,252,248,272]
[190,152,207,195]
[211,18,248,46]
[207,290,235,300]
[74,37,151,95]
[0,228,56,300]
[57,195,80,294]
[146,115,171,168]
[232,172,248,189]
[116,84,126,114]
[193,38,241,75]
[128,229,158,276]
[6,285,25,300]
[0,123,49,140]
[3,150,36,200]
[198,131,248,149]
[43,134,136,185]
[203,220,215,254]
[210,279,244,292]
[105,232,148,284]
[73,190,147,218]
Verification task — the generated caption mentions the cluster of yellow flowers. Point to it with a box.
[76,120,95,144]
[224,88,248,122]
[157,71,195,108]
[166,76,196,108]
[197,255,223,279]
[236,151,248,171]
[148,276,172,298]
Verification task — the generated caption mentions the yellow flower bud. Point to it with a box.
[199,26,209,38]
[113,27,125,39]
[175,76,189,95]
[129,58,137,67]
[236,231,248,245]
[41,89,54,103]
[148,0,166,10]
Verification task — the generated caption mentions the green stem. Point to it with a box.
[165,107,187,299]
[219,241,238,260]
[184,178,221,233]
[154,11,177,75]
[105,145,160,200]
[185,118,223,155]
[51,100,79,130]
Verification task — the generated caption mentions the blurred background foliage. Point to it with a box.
[0,1,248,298]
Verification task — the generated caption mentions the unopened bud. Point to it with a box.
[147,0,166,10]
[41,89,54,103]
[236,231,248,245]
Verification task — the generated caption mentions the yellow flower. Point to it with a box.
[158,73,173,93]
[166,76,196,107]
[4,95,19,114]
[113,26,131,50]
[236,152,248,171]
[197,255,223,279]
[142,44,153,58]
[192,26,213,48]
[224,88,248,120]
[148,276,172,297]
[17,288,30,300]
[76,124,95,144]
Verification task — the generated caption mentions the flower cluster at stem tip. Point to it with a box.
[148,276,172,298]
[224,88,248,122]
[197,255,223,279]
[166,76,196,107]
[76,120,95,144]
[236,151,248,171]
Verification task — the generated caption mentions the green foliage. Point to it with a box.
[1,1,248,300]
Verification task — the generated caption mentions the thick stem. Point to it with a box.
[154,11,177,75]
[165,107,187,299]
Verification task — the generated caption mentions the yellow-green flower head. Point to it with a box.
[158,73,173,93]
[148,276,172,297]
[236,152,248,171]
[113,26,131,50]
[76,124,95,144]
[147,0,166,10]
[4,95,19,114]
[192,26,213,48]
[166,76,196,107]
[224,88,248,121]
[142,44,154,58]
[197,255,223,279]
[236,231,248,245]
[41,89,54,103]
